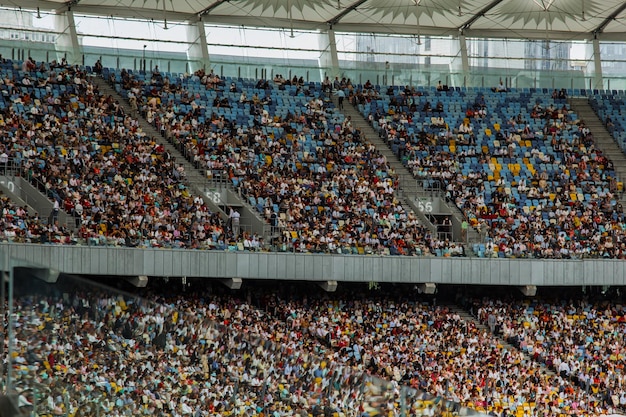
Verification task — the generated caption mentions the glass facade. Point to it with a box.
[0,2,624,90]
[0,7,624,90]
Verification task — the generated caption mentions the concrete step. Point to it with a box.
[328,95,442,236]
[340,99,478,250]
[569,99,626,191]
[446,304,557,377]
[91,76,272,232]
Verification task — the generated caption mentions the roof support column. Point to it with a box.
[54,10,82,65]
[186,20,210,73]
[318,28,340,80]
[592,37,603,90]
[453,34,469,87]
[459,35,469,73]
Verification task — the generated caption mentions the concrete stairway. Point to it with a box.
[0,167,75,230]
[446,303,557,377]
[92,76,270,235]
[570,97,626,205]
[336,100,437,233]
[339,98,482,246]
[93,77,208,188]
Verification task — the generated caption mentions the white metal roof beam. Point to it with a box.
[593,2,626,37]
[198,0,230,19]
[327,0,369,28]
[459,0,505,32]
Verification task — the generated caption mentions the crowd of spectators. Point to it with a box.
[113,66,461,256]
[264,289,623,416]
[0,58,241,249]
[353,83,626,259]
[0,195,77,244]
[8,278,626,417]
[470,293,626,414]
[8,279,481,417]
[0,56,464,256]
[6,56,626,258]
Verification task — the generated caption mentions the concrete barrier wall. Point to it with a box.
[2,244,624,286]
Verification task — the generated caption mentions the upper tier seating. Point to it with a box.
[353,83,625,259]
[590,93,626,151]
[0,58,234,248]
[108,67,461,256]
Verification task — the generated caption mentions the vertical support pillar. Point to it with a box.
[318,28,340,80]
[449,33,469,87]
[54,10,81,65]
[459,34,469,74]
[6,260,14,393]
[186,20,211,73]
[592,37,603,90]
[0,271,5,393]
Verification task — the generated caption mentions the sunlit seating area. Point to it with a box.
[0,58,232,248]
[107,67,459,256]
[354,84,625,259]
[470,295,626,412]
[591,92,626,151]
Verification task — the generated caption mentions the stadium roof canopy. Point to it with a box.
[10,0,626,41]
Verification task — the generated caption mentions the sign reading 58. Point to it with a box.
[206,191,221,203]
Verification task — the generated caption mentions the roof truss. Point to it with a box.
[327,0,369,28]
[593,1,626,36]
[198,0,230,19]
[458,0,505,32]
